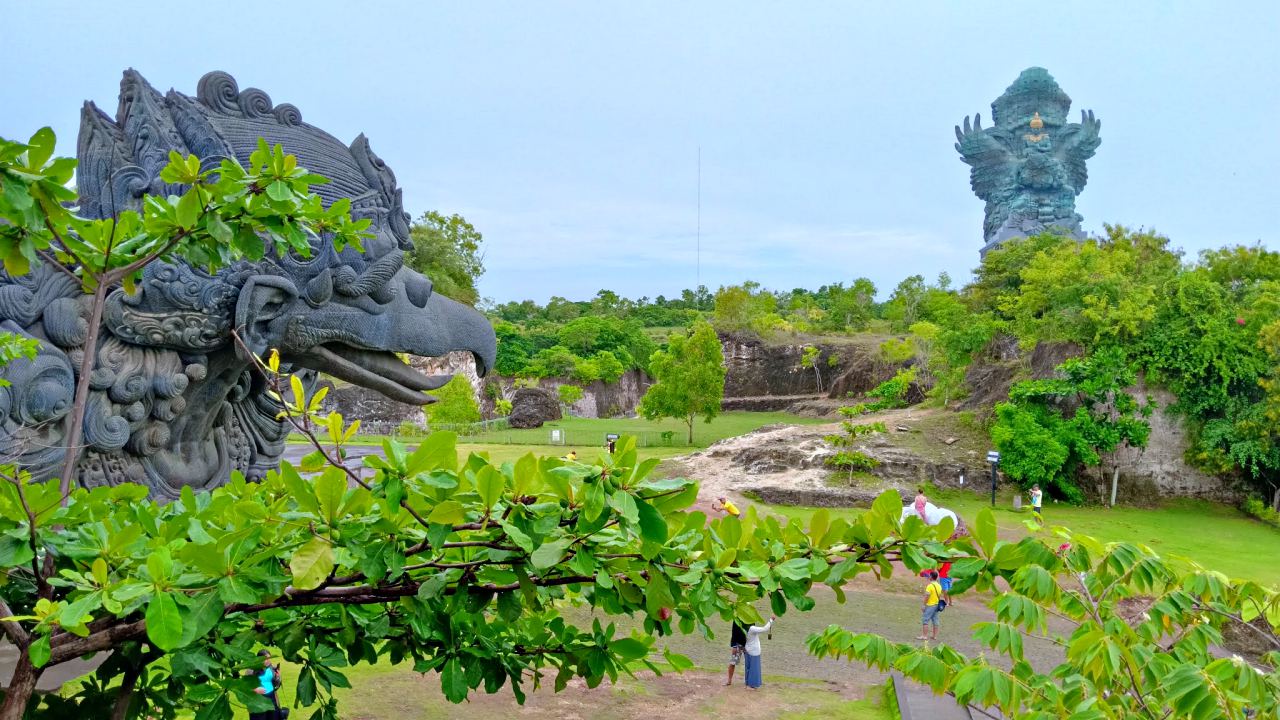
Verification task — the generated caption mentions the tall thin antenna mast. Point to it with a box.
[696,146,701,290]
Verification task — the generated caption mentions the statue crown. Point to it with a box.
[991,67,1072,128]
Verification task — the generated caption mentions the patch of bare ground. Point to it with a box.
[667,407,993,512]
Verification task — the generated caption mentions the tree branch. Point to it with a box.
[0,597,30,648]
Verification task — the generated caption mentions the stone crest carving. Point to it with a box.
[0,71,496,498]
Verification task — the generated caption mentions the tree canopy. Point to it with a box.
[404,211,486,306]
[638,321,726,444]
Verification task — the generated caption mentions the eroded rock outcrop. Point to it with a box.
[508,388,561,429]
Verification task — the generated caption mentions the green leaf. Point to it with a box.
[530,539,571,569]
[441,657,468,703]
[291,537,334,590]
[427,500,466,525]
[145,591,184,651]
[974,508,997,557]
[25,127,56,169]
[809,508,830,545]
[265,180,292,202]
[315,467,346,523]
[871,489,902,528]
[610,637,650,661]
[147,547,173,585]
[192,693,230,720]
[476,465,505,510]
[608,490,639,523]
[27,634,50,668]
[0,534,34,566]
[176,189,202,229]
[663,648,694,671]
[634,498,668,544]
[177,592,224,648]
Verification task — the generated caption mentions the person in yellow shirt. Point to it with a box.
[712,496,740,517]
[563,450,577,462]
[918,570,943,641]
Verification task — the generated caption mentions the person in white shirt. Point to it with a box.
[743,617,775,689]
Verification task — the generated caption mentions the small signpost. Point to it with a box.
[986,450,1001,507]
[550,429,563,445]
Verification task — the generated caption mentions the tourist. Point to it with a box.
[606,438,616,453]
[743,616,775,689]
[712,496,741,517]
[1030,484,1043,522]
[913,488,928,521]
[250,649,284,720]
[725,621,748,685]
[918,570,943,641]
[564,449,578,462]
[938,561,953,605]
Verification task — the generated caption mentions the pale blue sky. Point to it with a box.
[4,1,1277,302]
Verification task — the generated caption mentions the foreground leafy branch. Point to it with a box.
[0,413,955,718]
[808,508,1280,719]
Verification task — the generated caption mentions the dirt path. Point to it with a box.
[673,407,942,513]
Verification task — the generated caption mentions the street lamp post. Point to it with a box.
[986,450,1001,507]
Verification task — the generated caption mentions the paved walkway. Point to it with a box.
[0,641,106,691]
[893,671,1005,720]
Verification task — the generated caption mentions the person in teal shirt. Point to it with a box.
[250,649,283,720]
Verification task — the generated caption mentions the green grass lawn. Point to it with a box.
[457,442,690,465]
[293,412,825,451]
[458,412,826,448]
[761,489,1280,588]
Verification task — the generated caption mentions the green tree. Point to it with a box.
[824,411,886,484]
[1007,226,1181,345]
[991,348,1151,503]
[404,211,485,306]
[639,320,726,444]
[908,321,940,383]
[800,345,824,392]
[425,375,481,426]
[809,512,1280,719]
[823,278,877,331]
[882,275,926,331]
[557,383,585,413]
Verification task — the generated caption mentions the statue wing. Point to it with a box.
[954,113,1014,201]
[1055,109,1102,192]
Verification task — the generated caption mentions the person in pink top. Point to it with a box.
[913,488,928,521]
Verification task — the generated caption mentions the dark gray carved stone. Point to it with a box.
[955,67,1102,255]
[507,388,561,429]
[0,70,496,498]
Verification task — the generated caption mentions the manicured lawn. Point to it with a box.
[457,442,690,465]
[292,412,825,451]
[458,412,826,449]
[759,490,1280,588]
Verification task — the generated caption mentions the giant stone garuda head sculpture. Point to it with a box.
[0,70,497,498]
[955,67,1101,255]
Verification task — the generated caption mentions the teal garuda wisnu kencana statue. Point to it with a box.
[955,67,1101,254]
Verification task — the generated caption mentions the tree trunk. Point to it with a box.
[1272,485,1280,512]
[1109,467,1120,507]
[109,656,146,720]
[686,417,694,446]
[58,278,110,490]
[0,654,44,720]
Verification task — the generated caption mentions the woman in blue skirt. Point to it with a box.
[743,616,775,689]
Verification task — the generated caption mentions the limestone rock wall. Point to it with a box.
[719,334,900,400]
[483,370,651,419]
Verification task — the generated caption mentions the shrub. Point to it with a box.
[1242,496,1280,529]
